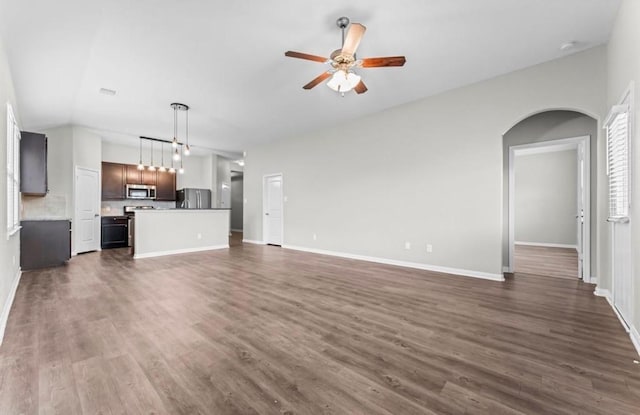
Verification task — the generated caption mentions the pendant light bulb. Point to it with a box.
[169,167,175,173]
[148,140,155,171]
[178,167,184,174]
[173,148,180,161]
[172,137,178,148]
[138,137,144,170]
[184,144,190,156]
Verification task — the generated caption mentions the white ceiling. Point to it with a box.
[0,0,620,154]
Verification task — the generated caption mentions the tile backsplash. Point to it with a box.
[101,200,176,216]
[22,194,68,219]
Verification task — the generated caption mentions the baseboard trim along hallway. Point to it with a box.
[283,245,505,282]
[0,269,21,346]
[133,244,229,259]
[594,287,640,357]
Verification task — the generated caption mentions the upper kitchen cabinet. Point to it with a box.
[102,162,125,200]
[125,164,156,186]
[156,170,176,201]
[141,169,156,186]
[126,164,141,185]
[20,131,48,196]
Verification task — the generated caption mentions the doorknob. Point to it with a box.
[265,213,269,215]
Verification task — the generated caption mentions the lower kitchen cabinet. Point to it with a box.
[101,216,129,249]
[20,220,71,270]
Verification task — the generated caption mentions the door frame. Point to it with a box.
[262,173,284,245]
[73,166,101,255]
[508,135,591,281]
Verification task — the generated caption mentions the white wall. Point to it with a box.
[606,0,640,336]
[21,126,73,220]
[514,150,577,246]
[244,46,606,278]
[0,34,22,344]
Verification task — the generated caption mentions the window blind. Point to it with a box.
[606,109,629,220]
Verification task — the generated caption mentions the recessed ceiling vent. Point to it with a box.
[99,88,116,96]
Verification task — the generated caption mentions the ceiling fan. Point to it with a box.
[285,16,406,96]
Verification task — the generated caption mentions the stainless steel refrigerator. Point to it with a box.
[176,188,212,209]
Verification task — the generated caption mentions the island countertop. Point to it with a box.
[133,209,229,259]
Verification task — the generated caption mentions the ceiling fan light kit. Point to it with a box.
[285,16,406,96]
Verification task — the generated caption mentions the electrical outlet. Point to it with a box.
[313,233,317,241]
[197,233,202,240]
[405,241,411,250]
[427,244,433,253]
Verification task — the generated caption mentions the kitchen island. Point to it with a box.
[133,209,230,259]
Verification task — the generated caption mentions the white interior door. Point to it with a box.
[612,222,633,326]
[264,175,283,245]
[75,167,100,253]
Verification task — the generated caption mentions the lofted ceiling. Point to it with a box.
[0,0,620,154]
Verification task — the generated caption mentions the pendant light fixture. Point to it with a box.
[137,137,144,170]
[148,140,156,171]
[171,103,178,148]
[169,144,176,174]
[170,103,189,154]
[178,144,184,174]
[158,142,167,172]
[183,109,190,156]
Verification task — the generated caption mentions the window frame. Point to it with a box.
[604,83,634,223]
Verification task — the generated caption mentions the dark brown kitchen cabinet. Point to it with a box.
[21,220,71,270]
[101,162,125,200]
[20,131,48,196]
[125,164,156,186]
[156,170,176,201]
[126,164,141,185]
[141,169,157,185]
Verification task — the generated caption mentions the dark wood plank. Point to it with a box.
[0,237,638,414]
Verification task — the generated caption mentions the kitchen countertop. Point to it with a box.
[21,218,72,222]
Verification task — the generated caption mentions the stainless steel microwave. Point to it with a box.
[126,184,156,200]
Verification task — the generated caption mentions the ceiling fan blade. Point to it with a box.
[341,23,366,56]
[354,80,368,94]
[303,72,332,89]
[360,56,406,68]
[285,51,328,63]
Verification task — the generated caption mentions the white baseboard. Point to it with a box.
[515,241,578,250]
[631,326,640,358]
[594,286,639,357]
[594,287,611,299]
[242,239,265,245]
[231,229,243,233]
[0,268,21,346]
[282,245,504,282]
[133,244,229,259]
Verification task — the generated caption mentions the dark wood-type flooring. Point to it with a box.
[514,245,579,280]
[1,240,639,414]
